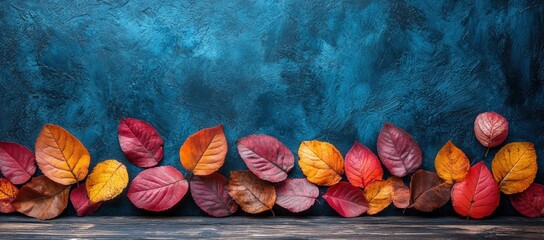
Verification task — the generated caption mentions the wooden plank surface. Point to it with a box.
[0,216,543,239]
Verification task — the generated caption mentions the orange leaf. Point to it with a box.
[35,124,90,185]
[298,140,344,186]
[345,141,383,188]
[180,125,227,176]
[491,142,537,194]
[11,176,70,220]
[434,141,470,184]
[227,170,276,214]
[0,178,18,213]
[388,176,410,209]
[364,180,393,215]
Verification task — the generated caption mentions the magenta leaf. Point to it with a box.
[70,184,102,217]
[376,123,422,177]
[190,172,238,217]
[0,142,36,184]
[323,182,368,218]
[510,183,544,218]
[118,118,164,168]
[275,178,318,213]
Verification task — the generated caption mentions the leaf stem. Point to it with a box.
[485,147,490,157]
[270,209,275,218]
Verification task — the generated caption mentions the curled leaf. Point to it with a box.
[70,184,102,217]
[409,170,451,212]
[388,176,410,208]
[298,140,344,186]
[509,183,544,218]
[345,141,383,188]
[0,178,18,213]
[275,178,319,213]
[190,173,238,217]
[180,125,227,176]
[491,142,537,194]
[451,162,500,219]
[323,182,368,218]
[474,112,508,148]
[118,118,164,168]
[86,160,129,203]
[377,123,422,177]
[0,142,36,185]
[237,134,294,182]
[12,176,70,220]
[364,180,393,215]
[227,170,276,214]
[35,124,90,185]
[434,141,470,184]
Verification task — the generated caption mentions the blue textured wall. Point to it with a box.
[1,0,543,217]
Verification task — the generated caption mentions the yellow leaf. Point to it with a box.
[492,142,537,194]
[364,180,393,215]
[434,141,470,184]
[298,140,344,186]
[35,124,90,185]
[86,160,128,203]
[180,125,228,176]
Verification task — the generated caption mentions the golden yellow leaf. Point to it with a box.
[492,142,537,194]
[35,124,90,185]
[434,141,470,184]
[180,125,228,176]
[364,180,393,215]
[298,140,344,186]
[86,160,128,203]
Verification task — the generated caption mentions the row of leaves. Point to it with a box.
[0,112,541,220]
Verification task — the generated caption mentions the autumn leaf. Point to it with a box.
[237,134,294,183]
[0,178,18,213]
[377,123,422,177]
[474,112,508,148]
[35,124,90,185]
[12,176,70,220]
[275,178,319,213]
[388,176,410,208]
[86,160,128,203]
[180,125,227,176]
[70,184,102,217]
[227,170,276,214]
[0,142,36,185]
[364,180,393,215]
[509,183,544,218]
[298,140,344,186]
[190,172,239,217]
[409,170,451,212]
[491,142,537,194]
[345,141,383,188]
[118,118,164,168]
[323,182,368,218]
[451,162,500,219]
[434,141,470,184]
[127,166,188,212]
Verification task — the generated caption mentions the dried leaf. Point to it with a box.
[127,166,188,211]
[509,183,544,218]
[451,162,500,219]
[409,170,451,212]
[388,176,410,208]
[70,184,102,217]
[237,134,294,182]
[12,176,70,220]
[35,124,90,185]
[434,141,470,184]
[377,123,422,177]
[227,170,276,214]
[364,180,393,215]
[323,182,368,218]
[491,142,537,194]
[345,141,383,188]
[0,142,36,185]
[0,178,18,213]
[275,178,319,213]
[298,140,344,186]
[190,173,239,217]
[180,125,227,176]
[474,112,508,148]
[86,160,128,203]
[118,118,164,168]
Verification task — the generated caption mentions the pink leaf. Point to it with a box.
[0,142,36,184]
[377,123,422,177]
[190,172,238,217]
[474,112,508,148]
[509,183,544,218]
[345,141,383,188]
[70,184,102,217]
[275,178,319,213]
[323,182,368,217]
[118,118,164,168]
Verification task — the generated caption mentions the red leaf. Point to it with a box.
[377,123,422,177]
[127,166,188,211]
[275,178,319,213]
[0,142,36,184]
[323,182,368,217]
[190,172,238,217]
[237,134,294,182]
[509,183,544,218]
[451,162,500,219]
[474,112,508,148]
[70,184,102,217]
[345,141,383,188]
[118,118,164,168]
[0,178,18,213]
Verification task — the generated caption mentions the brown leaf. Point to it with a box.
[409,170,452,212]
[227,170,276,214]
[388,176,410,209]
[12,176,70,220]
